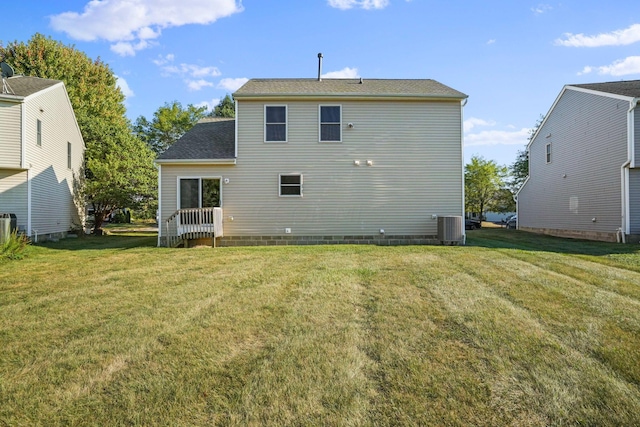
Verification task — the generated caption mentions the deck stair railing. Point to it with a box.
[164,207,223,248]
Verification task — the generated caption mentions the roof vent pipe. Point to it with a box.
[317,53,323,81]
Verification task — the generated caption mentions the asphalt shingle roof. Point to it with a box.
[2,75,62,97]
[570,80,640,98]
[157,118,235,161]
[234,78,467,99]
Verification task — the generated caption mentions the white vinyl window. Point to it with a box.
[36,119,42,146]
[319,105,341,142]
[545,143,551,164]
[279,174,302,197]
[67,142,72,169]
[265,105,287,142]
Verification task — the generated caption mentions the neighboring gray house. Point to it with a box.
[518,80,640,242]
[157,78,468,247]
[0,75,85,241]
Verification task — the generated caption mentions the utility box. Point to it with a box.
[437,215,463,245]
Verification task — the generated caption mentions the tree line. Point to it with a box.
[1,34,233,233]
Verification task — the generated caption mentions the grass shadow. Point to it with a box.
[34,232,158,251]
[467,228,640,256]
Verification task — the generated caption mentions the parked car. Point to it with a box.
[465,218,482,230]
[506,215,517,229]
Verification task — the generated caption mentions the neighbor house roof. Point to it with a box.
[156,118,235,163]
[570,80,640,98]
[2,75,62,98]
[234,78,468,100]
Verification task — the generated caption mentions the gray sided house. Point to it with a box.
[518,80,640,242]
[0,75,85,241]
[157,78,468,247]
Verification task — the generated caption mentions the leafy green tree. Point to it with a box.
[509,149,529,193]
[134,101,207,154]
[210,94,235,118]
[509,115,542,193]
[1,34,156,233]
[465,155,509,217]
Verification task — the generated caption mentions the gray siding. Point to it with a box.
[519,89,628,234]
[630,169,640,234]
[160,99,464,238]
[0,169,27,230]
[0,101,22,168]
[24,85,83,236]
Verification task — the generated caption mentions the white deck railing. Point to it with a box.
[165,207,223,247]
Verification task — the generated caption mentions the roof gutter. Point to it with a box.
[233,94,468,102]
[154,158,237,165]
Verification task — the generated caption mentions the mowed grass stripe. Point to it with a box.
[1,233,640,425]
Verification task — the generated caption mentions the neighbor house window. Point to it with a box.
[545,143,551,163]
[67,142,72,169]
[265,105,287,142]
[36,119,42,146]
[179,178,221,209]
[319,105,341,142]
[279,174,302,197]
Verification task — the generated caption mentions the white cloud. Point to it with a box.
[555,23,640,47]
[578,56,640,76]
[196,98,221,112]
[218,78,249,91]
[50,0,243,56]
[486,39,496,45]
[328,0,389,10]
[463,117,496,133]
[321,67,360,78]
[115,75,134,98]
[531,4,552,15]
[153,54,175,66]
[187,79,214,91]
[155,55,221,78]
[464,118,529,147]
[465,128,530,147]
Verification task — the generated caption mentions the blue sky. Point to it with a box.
[3,0,640,167]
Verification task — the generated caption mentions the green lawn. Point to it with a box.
[1,229,639,426]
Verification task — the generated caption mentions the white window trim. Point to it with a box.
[545,143,551,164]
[318,104,342,143]
[176,176,223,210]
[67,141,72,170]
[36,119,42,147]
[264,105,288,143]
[279,173,303,197]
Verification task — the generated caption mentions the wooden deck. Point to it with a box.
[164,207,223,248]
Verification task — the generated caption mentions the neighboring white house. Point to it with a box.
[0,74,85,241]
[157,77,468,247]
[517,80,640,243]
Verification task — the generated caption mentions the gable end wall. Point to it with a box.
[519,89,628,237]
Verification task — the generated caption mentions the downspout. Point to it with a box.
[156,163,162,247]
[620,98,638,240]
[21,102,32,237]
[460,97,468,244]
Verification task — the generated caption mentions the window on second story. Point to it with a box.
[67,142,72,169]
[279,174,302,197]
[36,119,42,146]
[319,105,341,142]
[265,105,287,142]
[545,143,551,163]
